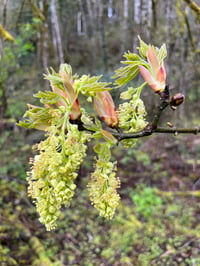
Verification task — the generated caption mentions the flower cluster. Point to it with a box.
[87,143,120,219]
[27,124,89,230]
[118,85,147,147]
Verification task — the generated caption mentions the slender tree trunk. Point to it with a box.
[147,0,152,33]
[16,0,26,27]
[97,0,108,72]
[143,0,151,39]
[166,0,173,83]
[134,0,140,24]
[0,0,9,118]
[3,0,9,26]
[86,0,94,37]
[50,0,64,65]
[0,77,7,119]
[122,0,129,52]
[85,0,97,71]
[183,9,196,51]
[139,0,143,25]
[151,0,157,30]
[39,0,49,70]
[177,34,186,120]
[30,0,50,88]
[78,0,88,36]
[133,0,140,50]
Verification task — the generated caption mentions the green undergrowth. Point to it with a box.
[0,129,32,179]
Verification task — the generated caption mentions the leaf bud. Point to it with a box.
[94,91,118,128]
[170,93,185,110]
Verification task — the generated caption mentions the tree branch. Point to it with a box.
[151,99,169,130]
[182,0,200,20]
[154,127,200,134]
[111,126,200,141]
[111,88,199,141]
[76,86,199,142]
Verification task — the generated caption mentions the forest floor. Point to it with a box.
[0,134,200,266]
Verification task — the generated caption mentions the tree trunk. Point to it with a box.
[0,77,7,119]
[97,0,108,72]
[86,0,94,37]
[50,0,64,65]
[122,0,129,52]
[38,0,49,70]
[3,0,9,26]
[85,0,97,71]
[30,0,50,88]
[133,0,140,50]
[151,0,157,30]
[166,0,173,82]
[77,0,88,36]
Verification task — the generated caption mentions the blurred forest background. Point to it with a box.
[0,0,200,265]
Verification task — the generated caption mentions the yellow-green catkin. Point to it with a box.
[27,125,89,230]
[87,144,120,219]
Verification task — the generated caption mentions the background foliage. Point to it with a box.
[0,0,200,265]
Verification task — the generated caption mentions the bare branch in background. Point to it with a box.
[182,0,200,20]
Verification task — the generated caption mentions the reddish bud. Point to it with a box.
[139,46,166,93]
[59,70,81,120]
[94,91,118,128]
[170,93,185,110]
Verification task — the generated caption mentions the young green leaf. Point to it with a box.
[112,51,148,87]
[137,36,148,58]
[34,91,62,105]
[74,75,112,97]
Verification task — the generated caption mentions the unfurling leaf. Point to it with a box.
[139,46,167,93]
[74,75,112,97]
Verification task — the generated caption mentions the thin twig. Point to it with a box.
[155,127,200,134]
[111,126,200,141]
[182,0,200,20]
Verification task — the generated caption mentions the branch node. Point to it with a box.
[194,127,199,135]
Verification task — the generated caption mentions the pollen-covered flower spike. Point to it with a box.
[138,46,166,93]
[94,91,118,128]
